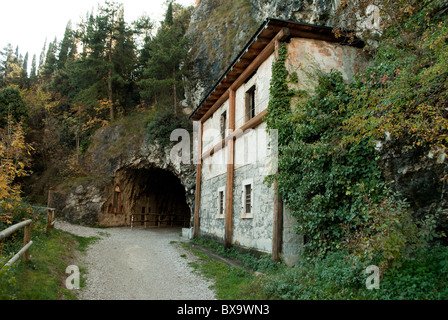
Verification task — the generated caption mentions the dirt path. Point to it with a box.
[56,221,216,300]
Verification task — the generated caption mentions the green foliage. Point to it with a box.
[0,202,50,300]
[137,3,191,112]
[264,43,294,145]
[265,1,448,264]
[0,203,48,256]
[372,245,448,300]
[192,237,282,274]
[145,109,192,149]
[261,245,448,300]
[260,0,448,300]
[0,264,17,300]
[266,52,385,257]
[190,237,448,300]
[0,87,28,128]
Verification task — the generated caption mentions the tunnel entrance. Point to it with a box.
[101,167,191,228]
[130,168,191,228]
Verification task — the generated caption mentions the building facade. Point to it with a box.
[190,18,367,265]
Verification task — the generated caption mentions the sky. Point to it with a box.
[0,0,196,64]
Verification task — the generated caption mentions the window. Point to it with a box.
[245,185,252,213]
[219,191,225,215]
[220,111,227,140]
[241,179,254,219]
[217,186,225,219]
[245,86,256,122]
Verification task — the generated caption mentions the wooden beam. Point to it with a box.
[201,109,268,161]
[224,89,236,249]
[201,90,230,123]
[193,121,203,239]
[230,28,290,91]
[199,28,290,124]
[272,181,283,262]
[0,220,32,241]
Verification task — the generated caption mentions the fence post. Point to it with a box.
[23,223,31,264]
[46,209,52,236]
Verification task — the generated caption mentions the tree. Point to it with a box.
[58,21,77,69]
[21,52,29,89]
[0,121,32,210]
[138,1,192,112]
[0,87,28,128]
[30,54,37,85]
[0,44,26,88]
[39,38,58,83]
[38,39,47,75]
[73,1,136,121]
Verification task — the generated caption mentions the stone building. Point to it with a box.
[189,18,367,265]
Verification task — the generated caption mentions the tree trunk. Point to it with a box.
[108,60,114,121]
[173,68,177,115]
[108,34,114,121]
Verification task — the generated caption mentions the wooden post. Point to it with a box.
[47,187,53,208]
[46,209,52,236]
[272,181,283,262]
[193,121,203,239]
[51,210,55,229]
[224,89,236,249]
[23,223,31,264]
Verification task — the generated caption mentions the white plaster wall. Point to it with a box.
[202,100,229,152]
[235,54,274,128]
[198,37,367,257]
[202,147,227,180]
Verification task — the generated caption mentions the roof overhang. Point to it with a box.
[189,18,364,121]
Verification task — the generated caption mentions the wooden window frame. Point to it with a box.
[245,85,256,122]
[220,111,227,140]
[241,178,254,219]
[217,186,225,219]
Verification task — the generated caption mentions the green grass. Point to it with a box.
[180,240,271,300]
[180,238,448,300]
[187,250,263,300]
[3,229,98,300]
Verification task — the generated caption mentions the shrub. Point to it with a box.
[145,109,192,149]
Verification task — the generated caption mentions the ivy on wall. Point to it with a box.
[264,39,438,263]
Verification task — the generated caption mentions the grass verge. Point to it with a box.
[2,229,98,300]
[181,238,448,300]
[180,239,276,300]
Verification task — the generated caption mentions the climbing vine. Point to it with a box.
[264,36,433,261]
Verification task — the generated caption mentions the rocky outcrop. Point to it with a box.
[55,118,196,226]
[251,0,338,25]
[184,0,339,109]
[377,139,448,234]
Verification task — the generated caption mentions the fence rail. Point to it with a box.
[0,219,32,268]
[130,213,190,229]
[1,207,57,269]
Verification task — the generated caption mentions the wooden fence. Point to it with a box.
[0,208,56,269]
[131,213,190,229]
[0,219,33,268]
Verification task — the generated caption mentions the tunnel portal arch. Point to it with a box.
[100,166,192,228]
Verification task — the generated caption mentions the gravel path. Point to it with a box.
[56,221,216,300]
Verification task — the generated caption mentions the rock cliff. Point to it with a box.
[184,0,339,108]
[55,115,196,226]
